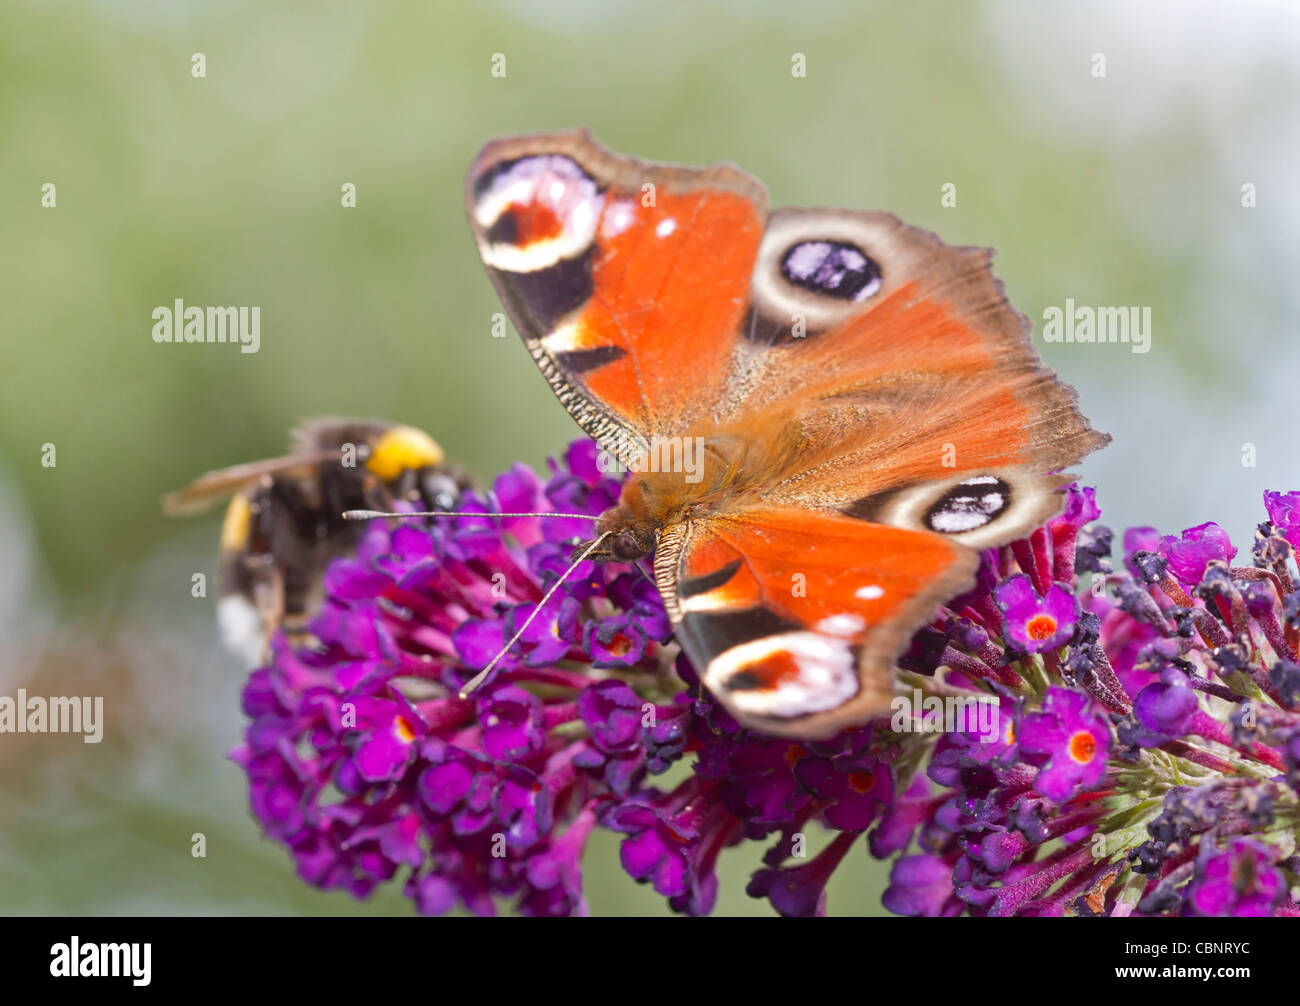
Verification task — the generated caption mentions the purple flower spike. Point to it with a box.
[231,447,1300,917]
[230,441,687,917]
[995,574,1078,653]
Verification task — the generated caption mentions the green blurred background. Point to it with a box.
[1,0,1296,915]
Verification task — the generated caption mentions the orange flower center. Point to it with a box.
[848,771,876,794]
[394,716,416,744]
[1025,614,1058,641]
[1068,730,1097,764]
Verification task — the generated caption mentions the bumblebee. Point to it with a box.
[164,418,469,665]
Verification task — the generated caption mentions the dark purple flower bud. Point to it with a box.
[946,616,990,653]
[1075,524,1114,575]
[1284,591,1300,630]
[961,827,1028,874]
[1210,642,1251,676]
[1124,526,1163,579]
[1072,609,1102,647]
[1241,581,1276,619]
[898,625,951,675]
[1131,669,1198,745]
[1008,797,1051,844]
[1114,578,1168,629]
[1237,785,1275,830]
[1269,659,1300,708]
[1137,877,1184,914]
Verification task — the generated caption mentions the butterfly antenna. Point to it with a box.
[457,531,612,699]
[343,509,601,522]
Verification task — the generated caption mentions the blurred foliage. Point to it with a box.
[0,0,1295,915]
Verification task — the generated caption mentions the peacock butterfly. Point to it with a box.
[465,130,1108,738]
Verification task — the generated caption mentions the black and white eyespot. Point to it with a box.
[845,470,1069,549]
[748,209,895,339]
[702,632,860,720]
[471,155,604,273]
[923,476,1011,533]
[780,241,881,302]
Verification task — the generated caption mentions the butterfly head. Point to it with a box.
[570,506,656,564]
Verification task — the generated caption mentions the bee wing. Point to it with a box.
[161,451,336,515]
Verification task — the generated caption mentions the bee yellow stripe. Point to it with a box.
[220,493,252,550]
[366,426,444,481]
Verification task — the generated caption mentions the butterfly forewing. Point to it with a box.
[466,130,767,463]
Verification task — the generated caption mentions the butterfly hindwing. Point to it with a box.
[658,506,977,737]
